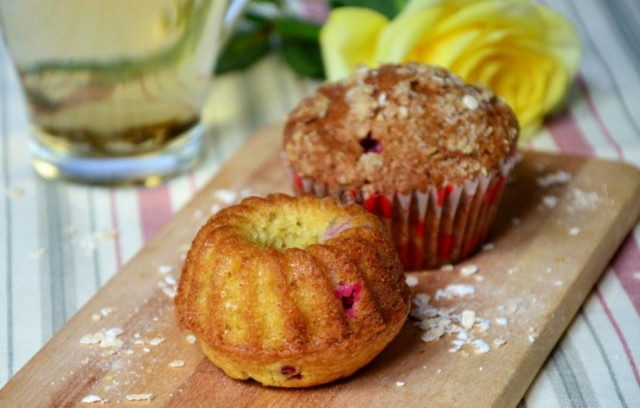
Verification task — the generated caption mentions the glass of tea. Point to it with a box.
[0,0,246,184]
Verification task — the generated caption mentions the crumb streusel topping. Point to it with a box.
[283,63,519,194]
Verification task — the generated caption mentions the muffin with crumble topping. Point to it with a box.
[283,62,519,270]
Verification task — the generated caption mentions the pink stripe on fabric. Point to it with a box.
[137,185,173,243]
[574,74,640,319]
[109,190,123,268]
[577,75,625,160]
[596,289,640,388]
[545,109,595,156]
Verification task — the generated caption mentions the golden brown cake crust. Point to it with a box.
[175,194,410,387]
[283,63,519,194]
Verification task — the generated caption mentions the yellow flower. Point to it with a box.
[320,0,581,138]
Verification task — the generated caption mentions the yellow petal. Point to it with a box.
[376,8,443,63]
[409,29,481,67]
[428,1,542,36]
[537,6,581,76]
[320,8,388,81]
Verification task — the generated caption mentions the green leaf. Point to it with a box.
[329,0,407,18]
[215,26,271,75]
[273,18,321,42]
[281,39,325,79]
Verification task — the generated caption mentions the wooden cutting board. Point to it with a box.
[2,124,640,408]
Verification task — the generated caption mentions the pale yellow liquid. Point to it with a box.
[0,0,227,156]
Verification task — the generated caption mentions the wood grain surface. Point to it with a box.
[1,124,639,408]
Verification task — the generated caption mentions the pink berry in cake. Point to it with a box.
[335,282,362,318]
[280,365,303,379]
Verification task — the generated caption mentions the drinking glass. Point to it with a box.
[0,0,246,184]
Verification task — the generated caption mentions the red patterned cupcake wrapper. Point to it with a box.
[284,155,517,271]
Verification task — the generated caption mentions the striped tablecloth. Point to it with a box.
[1,1,639,406]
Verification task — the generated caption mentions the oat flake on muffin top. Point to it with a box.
[283,63,519,194]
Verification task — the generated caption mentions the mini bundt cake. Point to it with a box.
[175,194,410,387]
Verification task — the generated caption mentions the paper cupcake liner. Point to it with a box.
[284,155,517,271]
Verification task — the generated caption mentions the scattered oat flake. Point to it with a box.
[125,393,154,402]
[461,310,476,329]
[80,332,103,345]
[64,226,77,237]
[5,186,25,199]
[100,307,114,316]
[440,264,454,271]
[481,243,494,251]
[537,170,572,188]
[475,275,484,282]
[168,360,185,368]
[148,337,165,346]
[471,339,491,354]
[158,265,173,274]
[104,327,124,337]
[164,276,177,285]
[554,280,564,286]
[185,334,197,344]
[81,395,106,404]
[412,293,431,306]
[542,195,558,208]
[528,335,536,343]
[493,338,507,347]
[405,276,419,287]
[460,265,479,276]
[143,347,151,353]
[100,337,123,348]
[91,313,101,322]
[421,326,446,343]
[396,381,406,387]
[30,246,46,258]
[569,227,581,236]
[566,188,600,212]
[213,189,237,204]
[94,228,118,242]
[161,286,177,299]
[476,319,491,332]
[495,317,508,326]
[435,284,476,300]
